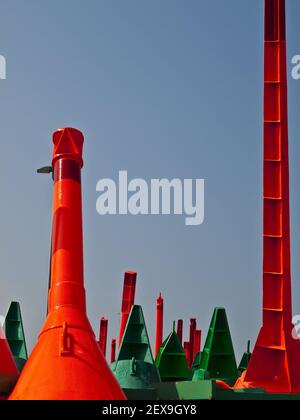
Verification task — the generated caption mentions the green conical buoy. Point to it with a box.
[193,307,238,386]
[155,324,189,382]
[4,302,28,372]
[112,305,160,396]
[238,340,252,375]
[191,351,202,372]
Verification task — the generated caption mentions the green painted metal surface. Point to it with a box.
[155,380,300,401]
[112,305,161,391]
[238,340,252,375]
[155,380,215,400]
[124,388,158,400]
[191,351,202,372]
[4,302,28,372]
[192,307,238,386]
[216,388,300,401]
[155,329,189,382]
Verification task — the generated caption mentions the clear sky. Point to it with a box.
[1,0,300,361]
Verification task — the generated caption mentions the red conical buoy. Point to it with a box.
[9,128,126,400]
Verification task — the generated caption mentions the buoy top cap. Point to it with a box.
[125,271,137,277]
[52,127,84,167]
[157,293,164,305]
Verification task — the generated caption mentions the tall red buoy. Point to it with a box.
[193,329,201,361]
[99,317,108,358]
[110,339,116,364]
[184,341,190,363]
[155,293,164,358]
[118,271,137,346]
[188,319,196,367]
[9,128,126,400]
[177,319,183,344]
[235,0,300,393]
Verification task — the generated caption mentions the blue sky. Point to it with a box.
[1,0,300,361]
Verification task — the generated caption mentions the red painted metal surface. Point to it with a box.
[118,271,137,347]
[184,341,190,364]
[193,329,201,361]
[235,0,300,393]
[9,128,126,400]
[177,319,183,344]
[0,325,19,393]
[188,319,196,368]
[111,339,116,364]
[155,293,164,358]
[99,317,108,358]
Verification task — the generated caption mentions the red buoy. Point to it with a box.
[118,271,137,346]
[9,128,126,400]
[235,0,300,393]
[155,293,164,358]
[99,317,108,358]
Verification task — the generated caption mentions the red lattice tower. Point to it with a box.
[235,0,300,393]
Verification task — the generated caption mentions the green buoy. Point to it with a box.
[4,302,28,372]
[238,341,252,375]
[155,324,189,382]
[112,305,160,399]
[191,351,202,372]
[193,307,238,386]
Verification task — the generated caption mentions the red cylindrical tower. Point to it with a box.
[177,319,183,344]
[193,329,201,360]
[118,271,137,346]
[111,339,116,364]
[99,317,108,358]
[155,293,164,358]
[188,318,197,367]
[9,128,125,400]
[184,341,190,363]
